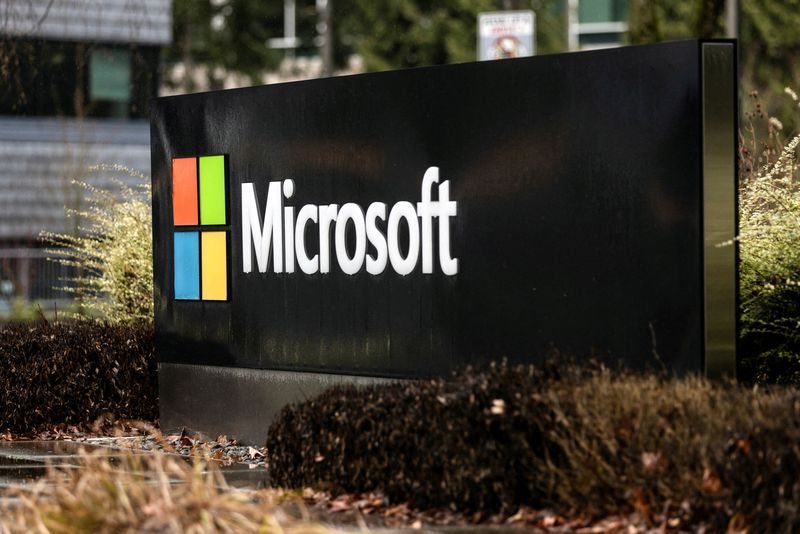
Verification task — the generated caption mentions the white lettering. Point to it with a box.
[242,181,283,273]
[365,202,388,275]
[318,204,338,274]
[417,166,439,274]
[388,201,420,276]
[437,179,458,275]
[335,203,367,275]
[295,205,319,274]
[241,167,458,276]
[283,179,295,274]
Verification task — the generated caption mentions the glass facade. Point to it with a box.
[0,40,158,119]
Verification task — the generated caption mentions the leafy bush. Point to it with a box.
[0,320,156,431]
[41,164,153,324]
[739,89,800,382]
[268,361,800,530]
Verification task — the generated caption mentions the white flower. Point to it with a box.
[785,87,798,101]
[769,117,784,131]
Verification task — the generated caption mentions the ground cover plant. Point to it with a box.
[268,361,800,532]
[0,320,156,432]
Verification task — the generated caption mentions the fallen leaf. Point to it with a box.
[329,498,351,513]
[641,451,661,472]
[248,446,265,459]
[632,488,652,523]
[490,399,506,415]
[736,439,751,456]
[702,468,723,495]
[384,504,409,516]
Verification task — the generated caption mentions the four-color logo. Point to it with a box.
[172,155,229,301]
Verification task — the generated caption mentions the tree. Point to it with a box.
[627,0,724,44]
[335,0,565,72]
[628,0,800,131]
[739,0,800,131]
[167,0,286,91]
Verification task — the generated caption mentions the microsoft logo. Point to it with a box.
[171,155,229,301]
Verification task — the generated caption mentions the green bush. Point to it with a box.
[739,89,800,381]
[0,320,156,431]
[267,361,800,530]
[41,165,153,324]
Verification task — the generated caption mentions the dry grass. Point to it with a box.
[0,449,329,534]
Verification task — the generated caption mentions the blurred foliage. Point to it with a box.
[168,0,285,90]
[0,447,331,533]
[40,166,153,324]
[627,0,725,43]
[166,1,800,130]
[167,0,566,78]
[334,0,496,71]
[740,1,800,132]
[627,0,800,131]
[335,0,565,71]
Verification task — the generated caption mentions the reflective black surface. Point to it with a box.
[152,39,734,377]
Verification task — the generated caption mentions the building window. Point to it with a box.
[89,48,132,118]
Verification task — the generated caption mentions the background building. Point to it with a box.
[0,0,171,316]
[567,0,628,50]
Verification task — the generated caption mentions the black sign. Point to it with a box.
[151,40,737,388]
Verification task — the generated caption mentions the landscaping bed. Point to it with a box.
[3,318,800,532]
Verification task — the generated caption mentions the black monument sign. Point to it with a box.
[151,40,737,443]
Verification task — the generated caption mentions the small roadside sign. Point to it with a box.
[478,10,535,61]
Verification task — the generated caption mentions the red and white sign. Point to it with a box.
[478,10,535,61]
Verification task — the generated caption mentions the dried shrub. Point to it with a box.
[40,164,153,324]
[0,448,329,534]
[0,320,156,431]
[269,361,567,514]
[712,394,800,533]
[267,361,800,529]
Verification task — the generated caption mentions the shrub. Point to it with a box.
[738,89,800,382]
[41,164,153,324]
[739,133,800,354]
[270,361,566,514]
[0,320,156,431]
[712,394,800,533]
[267,361,800,529]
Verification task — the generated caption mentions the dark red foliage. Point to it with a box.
[267,361,580,513]
[0,321,156,431]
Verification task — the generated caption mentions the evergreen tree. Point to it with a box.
[740,0,800,130]
[628,0,800,130]
[167,0,286,91]
[336,0,565,72]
